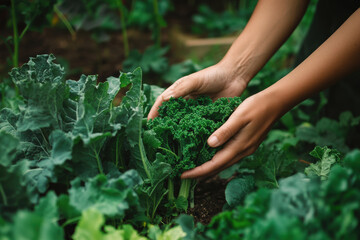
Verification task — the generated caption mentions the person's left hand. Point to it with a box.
[180,90,282,179]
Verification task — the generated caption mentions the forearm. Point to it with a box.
[266,9,360,117]
[220,0,310,81]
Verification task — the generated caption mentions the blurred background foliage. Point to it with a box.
[1,0,359,154]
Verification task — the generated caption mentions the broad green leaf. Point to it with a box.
[49,130,73,165]
[68,171,142,219]
[0,131,19,167]
[72,208,105,240]
[295,112,359,153]
[148,225,186,240]
[305,146,341,180]
[143,84,164,115]
[10,54,68,131]
[174,215,195,240]
[343,149,360,173]
[123,46,168,74]
[73,209,147,240]
[0,108,19,136]
[242,147,297,189]
[12,192,64,240]
[0,160,29,208]
[225,176,255,208]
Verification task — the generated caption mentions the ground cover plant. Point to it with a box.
[1,0,360,239]
[0,54,359,240]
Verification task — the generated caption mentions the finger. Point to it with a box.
[161,76,202,100]
[180,141,241,179]
[194,154,244,182]
[148,76,201,119]
[204,132,266,178]
[147,93,167,120]
[207,110,248,148]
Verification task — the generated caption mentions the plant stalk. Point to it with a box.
[53,5,76,40]
[168,179,174,200]
[116,0,129,57]
[0,183,8,206]
[179,179,193,199]
[152,0,161,47]
[158,147,178,160]
[94,149,104,174]
[61,216,81,227]
[11,0,19,67]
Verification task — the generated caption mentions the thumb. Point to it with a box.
[207,111,247,147]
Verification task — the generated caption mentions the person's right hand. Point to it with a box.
[147,62,251,119]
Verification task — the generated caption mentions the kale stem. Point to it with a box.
[179,179,194,200]
[93,149,104,174]
[19,22,31,40]
[168,179,174,200]
[61,216,81,227]
[115,135,125,170]
[11,0,19,68]
[53,5,76,40]
[158,147,178,160]
[0,183,8,206]
[115,135,119,168]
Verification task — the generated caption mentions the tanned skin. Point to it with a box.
[147,0,360,179]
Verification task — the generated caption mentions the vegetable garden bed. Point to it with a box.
[1,0,360,239]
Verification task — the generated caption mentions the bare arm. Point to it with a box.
[181,8,360,179]
[267,8,360,117]
[220,0,310,82]
[148,0,310,119]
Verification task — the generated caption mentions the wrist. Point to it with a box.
[217,48,257,85]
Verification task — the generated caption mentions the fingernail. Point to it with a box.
[208,136,219,147]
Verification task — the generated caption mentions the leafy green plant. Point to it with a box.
[304,146,341,180]
[192,4,252,37]
[162,60,202,84]
[182,148,360,240]
[123,45,169,77]
[147,96,242,211]
[296,111,360,153]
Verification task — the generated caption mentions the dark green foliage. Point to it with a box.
[225,176,255,208]
[13,0,56,31]
[162,60,202,84]
[190,149,360,240]
[123,46,169,76]
[296,111,360,153]
[192,4,253,37]
[304,146,341,180]
[148,96,242,178]
[4,192,65,240]
[238,146,298,189]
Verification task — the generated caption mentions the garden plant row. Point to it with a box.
[0,55,359,240]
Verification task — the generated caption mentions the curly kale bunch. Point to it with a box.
[148,96,242,178]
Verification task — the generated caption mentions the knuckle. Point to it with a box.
[173,77,186,88]
[219,125,235,141]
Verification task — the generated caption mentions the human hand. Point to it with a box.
[180,90,282,179]
[147,62,250,120]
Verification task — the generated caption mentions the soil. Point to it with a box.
[0,28,157,83]
[188,176,229,225]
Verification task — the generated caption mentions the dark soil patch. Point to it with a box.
[188,175,228,225]
[0,28,155,82]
